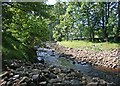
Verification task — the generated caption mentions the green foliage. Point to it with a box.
[51,2,119,42]
[2,2,120,60]
[2,2,51,60]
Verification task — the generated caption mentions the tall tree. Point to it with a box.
[115,1,120,41]
[2,2,51,60]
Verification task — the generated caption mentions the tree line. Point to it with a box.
[2,2,120,60]
[51,2,120,42]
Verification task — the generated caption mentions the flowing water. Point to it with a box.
[36,48,120,85]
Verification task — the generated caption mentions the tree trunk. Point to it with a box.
[102,3,105,41]
[105,2,110,41]
[66,27,69,41]
[115,1,120,41]
[86,3,92,41]
[91,26,95,41]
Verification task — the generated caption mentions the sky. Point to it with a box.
[7,0,56,3]
[46,0,57,5]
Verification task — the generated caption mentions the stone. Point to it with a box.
[13,74,20,79]
[112,64,117,68]
[9,72,14,77]
[70,72,76,77]
[20,82,27,86]
[49,65,55,69]
[40,75,48,82]
[59,53,66,57]
[73,61,76,64]
[18,76,29,84]
[70,79,81,84]
[81,80,87,85]
[32,69,39,74]
[39,59,45,64]
[62,80,71,84]
[32,74,39,83]
[3,76,8,81]
[49,78,62,83]
[9,62,19,69]
[50,54,55,56]
[53,82,63,85]
[53,68,61,74]
[87,82,99,86]
[108,82,116,86]
[99,79,107,85]
[1,81,7,86]
[59,73,65,77]
[92,77,99,82]
[77,61,81,64]
[14,79,19,83]
[82,77,86,80]
[28,82,36,86]
[47,73,57,79]
[39,81,47,85]
[0,71,10,78]
[7,81,13,86]
[81,62,87,65]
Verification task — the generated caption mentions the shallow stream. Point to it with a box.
[36,48,120,85]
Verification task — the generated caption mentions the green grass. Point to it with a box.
[58,40,120,51]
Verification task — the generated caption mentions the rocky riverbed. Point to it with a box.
[48,43,120,69]
[1,43,120,86]
[1,59,115,86]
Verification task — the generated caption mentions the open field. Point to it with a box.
[58,40,120,51]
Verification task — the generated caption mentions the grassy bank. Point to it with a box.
[58,40,120,51]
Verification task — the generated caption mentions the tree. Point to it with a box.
[43,2,119,43]
[115,1,120,41]
[52,2,68,41]
[2,2,51,61]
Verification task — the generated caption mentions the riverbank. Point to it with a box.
[1,59,115,86]
[48,43,120,69]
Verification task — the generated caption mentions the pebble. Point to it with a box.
[72,61,76,64]
[13,74,20,79]
[92,77,99,82]
[81,62,87,65]
[81,80,87,85]
[1,81,7,86]
[39,81,47,85]
[20,82,27,86]
[6,81,13,86]
[87,82,99,86]
[82,77,86,80]
[32,74,39,82]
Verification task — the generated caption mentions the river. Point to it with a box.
[36,48,120,86]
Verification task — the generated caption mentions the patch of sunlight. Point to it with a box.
[58,40,120,51]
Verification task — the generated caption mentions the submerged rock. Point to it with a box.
[72,61,76,64]
[37,57,45,64]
